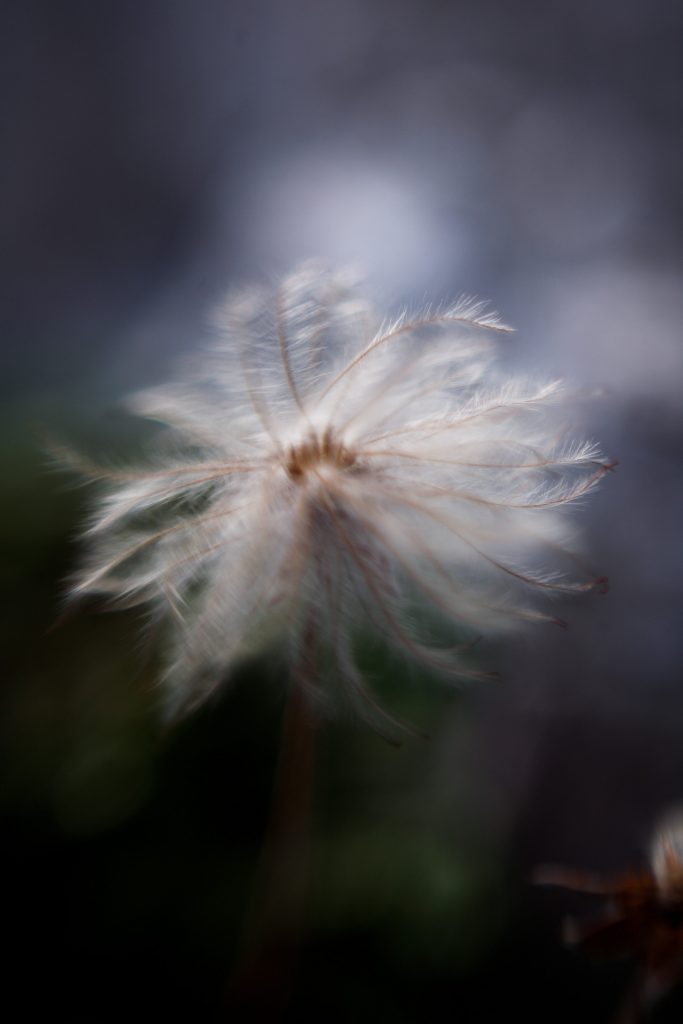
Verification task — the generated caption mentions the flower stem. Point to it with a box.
[226,676,319,1016]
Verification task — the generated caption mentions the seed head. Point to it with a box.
[70,263,611,735]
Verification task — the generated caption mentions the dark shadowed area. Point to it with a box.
[2,1,683,1020]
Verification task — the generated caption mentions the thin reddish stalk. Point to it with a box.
[225,672,318,1017]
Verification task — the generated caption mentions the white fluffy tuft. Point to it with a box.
[70,264,611,735]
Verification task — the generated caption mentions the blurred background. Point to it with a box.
[2,0,683,1019]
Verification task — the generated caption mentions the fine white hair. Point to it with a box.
[68,263,611,737]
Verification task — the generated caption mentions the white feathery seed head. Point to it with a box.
[69,263,612,735]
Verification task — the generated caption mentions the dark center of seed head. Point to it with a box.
[286,428,356,481]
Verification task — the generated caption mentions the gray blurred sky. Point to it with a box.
[2,0,681,403]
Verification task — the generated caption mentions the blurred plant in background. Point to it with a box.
[536,810,683,1021]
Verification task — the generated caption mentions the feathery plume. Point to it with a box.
[69,263,611,734]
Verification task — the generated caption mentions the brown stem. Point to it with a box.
[225,674,319,1017]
